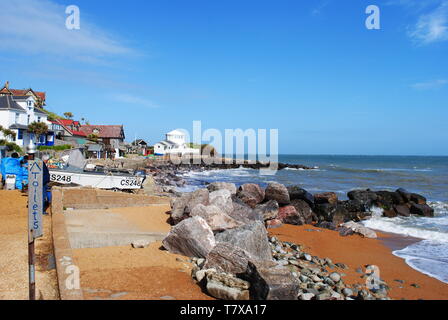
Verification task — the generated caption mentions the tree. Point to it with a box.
[2,129,16,141]
[64,112,74,119]
[87,133,99,142]
[0,126,16,141]
[28,121,49,141]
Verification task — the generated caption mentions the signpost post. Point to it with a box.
[28,159,44,300]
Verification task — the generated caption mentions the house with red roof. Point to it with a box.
[79,125,125,158]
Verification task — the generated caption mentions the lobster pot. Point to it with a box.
[5,175,16,190]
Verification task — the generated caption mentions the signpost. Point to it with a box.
[28,159,44,300]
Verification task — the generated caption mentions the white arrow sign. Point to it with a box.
[28,159,43,240]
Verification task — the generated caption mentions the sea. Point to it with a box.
[177,155,448,284]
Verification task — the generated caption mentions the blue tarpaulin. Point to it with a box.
[1,157,25,189]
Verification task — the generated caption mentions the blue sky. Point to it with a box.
[0,0,447,155]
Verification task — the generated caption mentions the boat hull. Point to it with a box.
[49,170,145,190]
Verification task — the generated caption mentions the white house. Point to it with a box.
[0,95,52,148]
[154,130,200,156]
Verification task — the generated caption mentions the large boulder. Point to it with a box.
[265,219,283,229]
[204,242,254,275]
[209,189,233,215]
[277,205,305,225]
[375,191,405,209]
[191,204,242,231]
[341,221,377,239]
[162,216,216,258]
[314,192,338,205]
[314,203,355,225]
[338,200,371,221]
[394,205,411,217]
[228,196,263,223]
[410,203,434,217]
[170,189,210,224]
[206,271,250,300]
[207,182,237,195]
[236,184,265,208]
[397,188,427,205]
[254,200,279,221]
[396,188,412,203]
[185,189,210,214]
[238,262,300,300]
[287,186,315,207]
[170,193,192,224]
[410,193,427,205]
[265,183,290,205]
[290,199,314,224]
[347,189,378,209]
[215,221,272,261]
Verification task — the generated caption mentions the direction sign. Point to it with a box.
[28,159,43,240]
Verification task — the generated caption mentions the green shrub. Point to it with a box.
[37,144,72,151]
[0,140,23,153]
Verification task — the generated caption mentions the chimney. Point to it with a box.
[5,81,9,89]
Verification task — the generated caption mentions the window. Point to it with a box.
[28,100,32,107]
[27,115,30,124]
[18,129,23,140]
[15,113,19,123]
[37,117,41,122]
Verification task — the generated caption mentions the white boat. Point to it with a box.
[49,169,145,190]
[48,149,145,190]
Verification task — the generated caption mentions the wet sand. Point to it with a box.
[269,224,448,300]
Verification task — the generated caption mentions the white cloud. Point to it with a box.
[407,1,448,44]
[311,1,331,16]
[0,0,135,60]
[112,94,160,109]
[411,79,448,89]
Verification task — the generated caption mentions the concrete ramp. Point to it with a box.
[64,208,167,249]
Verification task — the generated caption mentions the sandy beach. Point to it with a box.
[269,224,448,300]
[72,200,448,300]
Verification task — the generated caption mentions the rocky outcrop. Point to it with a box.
[410,203,434,217]
[347,188,433,219]
[265,183,290,205]
[236,184,265,208]
[190,204,242,231]
[162,216,216,258]
[215,221,273,262]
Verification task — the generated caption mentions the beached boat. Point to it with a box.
[48,149,145,190]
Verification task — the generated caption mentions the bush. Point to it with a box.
[37,144,72,151]
[0,140,23,153]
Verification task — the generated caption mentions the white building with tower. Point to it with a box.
[154,130,200,156]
